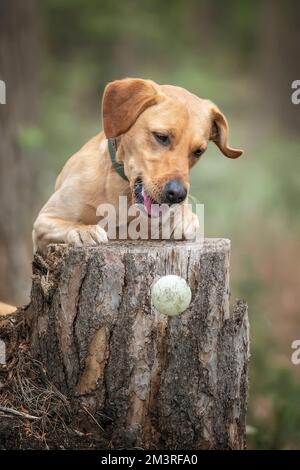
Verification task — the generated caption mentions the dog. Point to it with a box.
[32,78,243,252]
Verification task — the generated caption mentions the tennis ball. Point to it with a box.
[151,275,192,316]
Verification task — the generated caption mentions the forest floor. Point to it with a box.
[0,309,108,450]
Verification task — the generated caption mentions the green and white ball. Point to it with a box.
[151,275,192,316]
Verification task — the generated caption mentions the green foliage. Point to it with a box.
[18,126,45,152]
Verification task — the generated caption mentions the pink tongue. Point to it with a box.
[142,189,161,217]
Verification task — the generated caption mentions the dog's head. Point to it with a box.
[102,78,243,216]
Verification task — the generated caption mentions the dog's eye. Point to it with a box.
[193,148,204,158]
[153,132,170,146]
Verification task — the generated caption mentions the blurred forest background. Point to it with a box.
[0,0,300,449]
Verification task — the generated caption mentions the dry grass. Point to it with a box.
[0,311,106,449]
[0,351,72,448]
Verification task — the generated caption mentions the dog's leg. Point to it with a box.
[32,187,107,251]
[33,214,108,252]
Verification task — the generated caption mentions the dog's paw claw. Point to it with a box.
[67,225,108,247]
[172,209,199,241]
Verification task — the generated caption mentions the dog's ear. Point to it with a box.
[102,78,161,138]
[210,105,243,158]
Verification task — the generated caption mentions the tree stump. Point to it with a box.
[29,240,249,450]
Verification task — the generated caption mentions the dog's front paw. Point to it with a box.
[183,212,199,240]
[67,225,108,247]
[172,207,199,241]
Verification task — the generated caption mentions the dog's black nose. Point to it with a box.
[163,180,187,204]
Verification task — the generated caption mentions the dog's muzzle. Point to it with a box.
[134,177,187,218]
[162,180,187,205]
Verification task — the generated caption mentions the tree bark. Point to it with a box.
[29,239,249,450]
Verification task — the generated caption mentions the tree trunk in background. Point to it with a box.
[258,0,300,134]
[0,0,41,305]
[30,240,249,449]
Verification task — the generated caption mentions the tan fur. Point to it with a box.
[0,301,16,316]
[33,78,243,252]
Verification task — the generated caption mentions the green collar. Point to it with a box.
[107,138,129,181]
